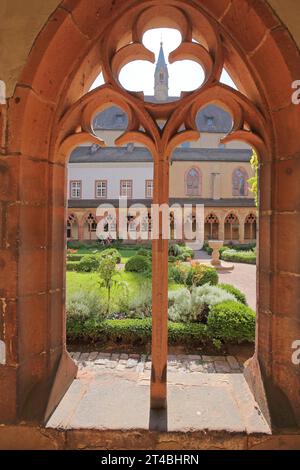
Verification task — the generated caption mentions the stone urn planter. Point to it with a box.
[208,240,234,271]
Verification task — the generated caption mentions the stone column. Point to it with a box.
[218,215,225,241]
[239,216,245,243]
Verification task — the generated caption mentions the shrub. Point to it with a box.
[137,248,151,258]
[169,262,191,285]
[219,284,247,305]
[186,264,218,287]
[67,241,85,250]
[191,284,237,322]
[66,261,81,271]
[177,253,188,261]
[125,255,151,273]
[168,255,177,263]
[221,249,256,265]
[66,290,106,330]
[168,321,207,346]
[181,246,195,260]
[99,248,121,264]
[168,288,192,323]
[207,301,256,343]
[232,243,256,251]
[168,284,235,324]
[98,255,120,315]
[67,317,208,347]
[168,244,182,257]
[127,279,152,318]
[78,254,100,272]
[67,254,83,262]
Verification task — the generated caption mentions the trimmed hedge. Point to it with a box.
[78,255,100,272]
[125,255,151,273]
[66,261,81,271]
[137,248,151,258]
[67,254,83,262]
[207,301,255,343]
[67,317,208,346]
[218,284,247,305]
[221,249,256,265]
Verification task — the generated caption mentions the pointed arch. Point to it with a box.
[224,212,240,242]
[205,213,219,240]
[67,213,79,240]
[244,212,257,241]
[82,212,98,241]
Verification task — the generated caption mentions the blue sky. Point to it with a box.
[91,28,236,95]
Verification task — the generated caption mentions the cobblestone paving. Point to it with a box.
[70,352,244,375]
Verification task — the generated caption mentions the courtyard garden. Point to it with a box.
[66,242,256,352]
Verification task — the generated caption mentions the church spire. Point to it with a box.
[154,42,169,101]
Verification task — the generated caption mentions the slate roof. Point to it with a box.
[68,198,255,209]
[92,103,233,133]
[69,146,252,164]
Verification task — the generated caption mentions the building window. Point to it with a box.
[224,213,240,241]
[186,168,201,196]
[120,180,133,198]
[145,180,153,198]
[232,168,248,197]
[95,180,107,199]
[70,181,82,199]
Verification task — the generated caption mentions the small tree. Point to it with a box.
[98,255,119,315]
[248,150,259,206]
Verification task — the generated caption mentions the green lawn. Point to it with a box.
[66,270,181,314]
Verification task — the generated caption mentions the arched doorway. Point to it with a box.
[1,0,299,430]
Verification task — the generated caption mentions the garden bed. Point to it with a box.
[67,317,254,354]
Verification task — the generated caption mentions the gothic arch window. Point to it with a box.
[205,213,219,240]
[67,213,79,240]
[224,213,240,241]
[232,167,248,197]
[185,167,201,197]
[244,213,257,241]
[83,213,98,240]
